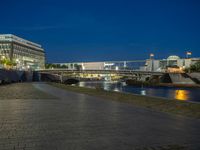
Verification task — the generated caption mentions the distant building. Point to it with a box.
[53,55,200,72]
[56,62,115,70]
[0,34,45,70]
[81,62,105,70]
[142,55,200,73]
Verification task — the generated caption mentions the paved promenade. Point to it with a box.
[0,83,200,150]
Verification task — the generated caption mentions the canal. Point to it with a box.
[77,81,200,102]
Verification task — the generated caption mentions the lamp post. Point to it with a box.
[16,59,19,70]
[123,61,127,70]
[186,51,192,73]
[150,53,154,72]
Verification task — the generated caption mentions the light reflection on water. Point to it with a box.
[141,90,146,96]
[77,81,200,102]
[175,90,189,101]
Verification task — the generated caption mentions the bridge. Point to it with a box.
[38,59,165,81]
[38,69,164,76]
[37,69,164,82]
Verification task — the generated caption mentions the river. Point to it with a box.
[77,81,200,102]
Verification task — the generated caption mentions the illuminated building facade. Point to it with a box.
[0,34,45,70]
[142,55,200,73]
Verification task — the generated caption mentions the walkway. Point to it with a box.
[0,83,200,150]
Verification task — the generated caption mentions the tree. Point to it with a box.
[70,64,73,69]
[190,62,200,72]
[185,61,200,73]
[45,63,68,69]
[0,58,17,69]
[45,63,52,69]
[74,64,81,70]
[61,64,68,69]
[0,59,6,65]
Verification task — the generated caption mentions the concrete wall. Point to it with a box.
[169,73,195,84]
[0,69,33,84]
[188,73,200,83]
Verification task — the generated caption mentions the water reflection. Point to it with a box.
[141,90,146,95]
[175,90,189,101]
[77,81,199,102]
[79,81,85,87]
[103,82,110,91]
[114,87,120,92]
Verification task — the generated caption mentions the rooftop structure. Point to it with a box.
[167,55,180,60]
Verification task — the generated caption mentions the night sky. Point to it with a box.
[1,0,200,63]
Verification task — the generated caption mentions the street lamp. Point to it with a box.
[16,59,20,70]
[150,53,154,72]
[115,66,119,71]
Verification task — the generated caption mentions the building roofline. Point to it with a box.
[0,34,43,49]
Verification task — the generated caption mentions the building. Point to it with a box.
[81,62,105,70]
[142,55,200,73]
[53,55,200,73]
[55,62,117,70]
[0,34,45,70]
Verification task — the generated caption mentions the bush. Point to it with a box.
[185,61,200,72]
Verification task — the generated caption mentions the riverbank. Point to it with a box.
[49,82,200,119]
[159,83,200,88]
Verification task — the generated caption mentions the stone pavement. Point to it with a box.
[0,83,200,150]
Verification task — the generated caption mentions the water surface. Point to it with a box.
[77,81,200,102]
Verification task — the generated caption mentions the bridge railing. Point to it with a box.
[37,69,164,75]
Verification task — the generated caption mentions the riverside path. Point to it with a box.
[0,83,200,150]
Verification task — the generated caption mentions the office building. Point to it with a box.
[0,34,45,70]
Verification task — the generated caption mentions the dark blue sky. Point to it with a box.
[1,0,200,62]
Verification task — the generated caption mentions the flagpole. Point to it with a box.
[186,51,192,59]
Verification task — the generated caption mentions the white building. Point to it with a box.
[81,62,105,70]
[58,62,115,70]
[142,55,200,72]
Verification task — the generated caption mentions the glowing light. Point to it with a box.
[150,53,154,57]
[104,63,114,66]
[115,66,119,70]
[141,90,146,95]
[82,66,85,70]
[114,87,119,92]
[175,90,189,101]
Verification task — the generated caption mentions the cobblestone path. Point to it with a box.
[0,83,199,150]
